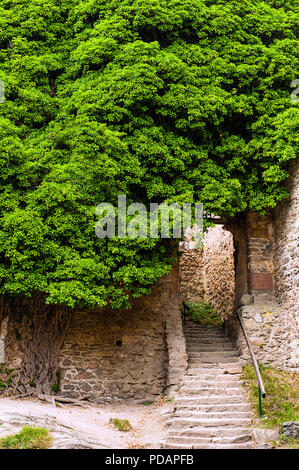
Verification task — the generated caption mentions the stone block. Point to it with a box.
[252,428,279,444]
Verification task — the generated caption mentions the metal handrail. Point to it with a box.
[236,310,266,416]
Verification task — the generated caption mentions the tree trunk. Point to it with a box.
[0,294,71,397]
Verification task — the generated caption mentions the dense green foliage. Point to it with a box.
[0,0,298,308]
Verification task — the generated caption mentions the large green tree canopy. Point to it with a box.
[0,0,298,308]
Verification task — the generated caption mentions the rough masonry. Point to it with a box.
[58,263,188,401]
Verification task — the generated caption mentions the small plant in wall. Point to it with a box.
[51,371,61,393]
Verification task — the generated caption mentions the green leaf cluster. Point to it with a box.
[0,0,298,308]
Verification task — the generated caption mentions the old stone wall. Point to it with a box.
[179,226,235,319]
[0,265,187,401]
[58,307,167,401]
[179,249,205,304]
[225,302,287,369]
[273,162,299,370]
[203,226,235,319]
[58,265,188,401]
[226,162,299,372]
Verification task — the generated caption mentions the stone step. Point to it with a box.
[187,346,236,351]
[185,335,231,343]
[187,351,239,358]
[184,325,224,332]
[184,327,226,332]
[166,434,252,445]
[187,339,232,345]
[164,443,253,449]
[171,411,251,419]
[174,403,251,413]
[179,387,244,396]
[186,366,242,375]
[184,369,242,378]
[167,426,251,438]
[189,358,240,365]
[167,417,251,428]
[175,395,247,405]
[185,329,227,333]
[181,376,242,384]
[180,380,244,388]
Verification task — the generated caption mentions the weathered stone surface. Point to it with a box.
[252,428,279,444]
[282,421,299,439]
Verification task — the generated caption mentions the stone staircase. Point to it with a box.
[164,322,253,449]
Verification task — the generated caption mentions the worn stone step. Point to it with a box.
[171,411,251,419]
[187,343,236,352]
[167,417,251,428]
[184,370,242,378]
[185,370,242,377]
[178,387,244,396]
[185,329,227,334]
[185,334,229,339]
[166,434,252,445]
[187,339,232,344]
[167,426,251,438]
[174,403,251,412]
[186,369,242,378]
[180,380,244,388]
[188,359,241,366]
[184,327,225,330]
[175,395,247,405]
[181,375,242,383]
[164,442,253,449]
[187,351,239,358]
[189,358,240,365]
